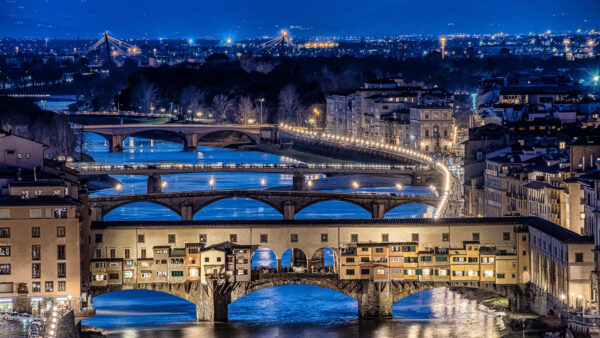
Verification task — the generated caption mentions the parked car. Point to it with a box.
[5,311,19,321]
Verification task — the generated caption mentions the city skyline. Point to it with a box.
[1,0,600,39]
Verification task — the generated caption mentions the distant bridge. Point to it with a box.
[88,189,440,221]
[75,124,274,152]
[72,163,440,192]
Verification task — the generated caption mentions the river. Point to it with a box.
[81,133,507,337]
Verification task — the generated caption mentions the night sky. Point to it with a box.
[1,0,599,39]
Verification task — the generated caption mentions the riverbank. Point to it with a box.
[452,288,563,337]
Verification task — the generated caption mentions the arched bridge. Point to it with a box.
[76,124,273,152]
[88,190,441,221]
[89,275,527,321]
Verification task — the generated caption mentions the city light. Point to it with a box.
[396,183,403,190]
[161,181,168,189]
[260,178,266,189]
[209,177,215,190]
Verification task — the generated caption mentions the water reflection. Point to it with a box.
[83,287,506,338]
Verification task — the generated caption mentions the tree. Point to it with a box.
[179,85,204,119]
[212,94,234,123]
[237,96,256,124]
[278,84,301,125]
[131,77,159,114]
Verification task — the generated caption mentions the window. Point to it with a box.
[351,234,358,243]
[376,269,387,275]
[0,209,9,219]
[32,282,40,292]
[345,257,355,263]
[391,268,402,274]
[0,246,9,256]
[0,228,10,238]
[345,269,355,275]
[125,249,130,259]
[381,234,389,242]
[420,256,432,262]
[503,232,510,241]
[156,271,167,277]
[481,257,495,264]
[452,271,464,277]
[260,234,268,243]
[404,269,416,275]
[57,263,66,278]
[171,271,184,277]
[137,234,145,243]
[124,271,134,279]
[141,249,147,258]
[472,233,480,241]
[94,262,105,268]
[361,269,370,275]
[168,234,176,243]
[58,281,66,292]
[361,257,369,262]
[497,273,505,279]
[230,234,237,243]
[0,264,10,275]
[467,270,479,277]
[45,282,54,292]
[54,208,67,219]
[199,234,207,243]
[575,253,584,263]
[29,209,42,219]
[204,257,209,262]
[32,245,41,260]
[32,227,40,237]
[522,235,527,241]
[216,257,222,262]
[522,250,527,256]
[375,248,384,253]
[402,245,416,252]
[321,233,328,242]
[453,257,466,262]
[411,233,419,242]
[468,257,478,263]
[442,233,449,241]
[57,227,65,237]
[109,248,115,259]
[32,264,40,278]
[436,255,448,262]
[95,234,103,243]
[95,249,102,258]
[404,257,418,263]
[290,234,298,242]
[57,245,66,260]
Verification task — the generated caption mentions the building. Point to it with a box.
[409,105,455,153]
[0,130,46,170]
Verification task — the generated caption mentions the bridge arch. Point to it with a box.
[229,279,359,304]
[294,199,372,218]
[103,201,182,221]
[384,203,436,218]
[280,248,308,272]
[196,129,260,146]
[309,247,338,273]
[126,129,188,148]
[251,247,278,271]
[192,196,284,219]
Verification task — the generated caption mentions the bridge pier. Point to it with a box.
[358,281,393,319]
[110,135,124,152]
[147,174,163,193]
[283,201,295,220]
[184,133,199,152]
[89,204,104,222]
[371,202,385,219]
[181,202,194,221]
[292,173,306,191]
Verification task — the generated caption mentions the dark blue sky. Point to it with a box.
[1,0,599,39]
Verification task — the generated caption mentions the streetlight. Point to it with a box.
[396,183,403,190]
[260,178,266,189]
[115,183,122,195]
[208,177,215,191]
[352,181,359,192]
[161,181,167,191]
[307,180,313,190]
[258,98,265,125]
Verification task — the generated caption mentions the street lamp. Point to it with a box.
[161,181,167,191]
[352,181,359,192]
[208,177,215,191]
[307,180,313,190]
[260,178,266,189]
[396,183,403,190]
[258,98,265,125]
[115,183,122,195]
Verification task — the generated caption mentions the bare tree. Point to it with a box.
[131,77,159,114]
[237,96,256,124]
[278,84,301,125]
[212,94,234,123]
[179,85,204,119]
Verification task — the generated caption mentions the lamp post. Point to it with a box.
[352,181,359,193]
[258,98,265,125]
[161,181,167,192]
[115,183,122,195]
[260,178,266,190]
[209,177,215,191]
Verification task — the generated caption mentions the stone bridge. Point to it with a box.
[88,190,440,221]
[76,124,273,152]
[89,274,527,321]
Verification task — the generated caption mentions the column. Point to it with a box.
[277,259,282,273]
[180,202,194,221]
[185,133,198,152]
[371,202,385,219]
[110,135,123,153]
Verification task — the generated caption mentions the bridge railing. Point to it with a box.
[68,162,430,172]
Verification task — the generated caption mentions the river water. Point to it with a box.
[81,133,507,337]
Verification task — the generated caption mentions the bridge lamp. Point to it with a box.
[307,180,313,189]
[115,183,123,194]
[352,181,359,191]
[209,178,215,191]
[260,178,266,189]
[161,181,168,190]
[396,183,403,190]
